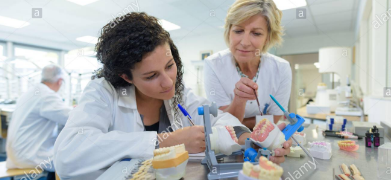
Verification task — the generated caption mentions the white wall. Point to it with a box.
[174,32,227,97]
[276,31,356,56]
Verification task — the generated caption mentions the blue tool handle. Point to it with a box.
[270,95,286,113]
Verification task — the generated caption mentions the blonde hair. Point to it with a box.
[224,0,284,53]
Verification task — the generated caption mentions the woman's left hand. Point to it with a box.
[269,123,292,164]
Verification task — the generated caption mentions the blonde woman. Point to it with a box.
[204,0,292,129]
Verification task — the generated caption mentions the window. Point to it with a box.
[64,48,102,104]
[11,45,60,98]
[0,43,6,99]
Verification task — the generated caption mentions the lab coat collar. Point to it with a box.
[117,85,137,109]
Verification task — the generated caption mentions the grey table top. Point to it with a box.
[184,123,390,180]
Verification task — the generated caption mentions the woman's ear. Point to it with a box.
[120,74,132,84]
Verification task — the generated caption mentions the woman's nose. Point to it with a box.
[240,32,251,47]
[160,72,173,88]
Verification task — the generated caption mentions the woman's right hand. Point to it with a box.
[234,77,258,101]
[173,125,205,153]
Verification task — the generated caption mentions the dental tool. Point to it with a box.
[270,94,317,164]
[253,89,263,115]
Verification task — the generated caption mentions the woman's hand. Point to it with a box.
[269,123,292,164]
[234,77,258,101]
[172,125,205,153]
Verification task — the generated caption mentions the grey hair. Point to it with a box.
[41,64,64,83]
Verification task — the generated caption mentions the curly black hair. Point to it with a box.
[94,12,184,128]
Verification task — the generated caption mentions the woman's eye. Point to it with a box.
[146,74,156,80]
[167,63,174,69]
[253,32,262,36]
[234,30,243,34]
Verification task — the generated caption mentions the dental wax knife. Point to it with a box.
[254,89,263,115]
[269,95,317,165]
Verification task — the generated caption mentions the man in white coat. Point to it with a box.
[6,64,71,180]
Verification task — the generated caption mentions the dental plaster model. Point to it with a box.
[287,146,305,158]
[250,118,286,151]
[338,140,359,152]
[210,126,242,155]
[352,174,365,180]
[340,163,351,176]
[292,132,306,146]
[350,164,364,180]
[338,174,350,180]
[308,141,332,159]
[152,144,189,180]
[128,159,154,180]
[350,164,361,176]
[238,156,283,180]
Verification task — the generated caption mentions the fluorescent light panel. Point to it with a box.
[76,36,98,44]
[159,19,180,31]
[274,0,307,11]
[0,16,30,28]
[67,0,99,6]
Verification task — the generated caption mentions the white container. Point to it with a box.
[306,104,330,114]
[155,159,188,180]
[377,143,391,179]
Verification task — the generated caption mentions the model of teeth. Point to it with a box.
[338,140,359,152]
[308,141,332,159]
[349,164,361,176]
[239,156,283,180]
[210,126,242,155]
[152,144,188,180]
[226,126,239,143]
[340,163,351,176]
[250,118,286,151]
[292,132,306,146]
[287,146,305,158]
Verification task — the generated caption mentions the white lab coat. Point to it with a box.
[6,83,71,171]
[53,77,247,179]
[204,49,292,118]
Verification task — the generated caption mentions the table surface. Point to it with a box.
[0,161,42,178]
[183,123,389,180]
[297,107,368,122]
[100,123,389,180]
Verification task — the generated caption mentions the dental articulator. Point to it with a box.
[197,95,316,179]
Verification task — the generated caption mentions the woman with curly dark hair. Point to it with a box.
[52,12,251,179]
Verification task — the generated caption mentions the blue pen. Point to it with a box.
[178,104,195,126]
[262,103,269,115]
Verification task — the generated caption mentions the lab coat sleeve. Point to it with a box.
[183,87,248,129]
[203,59,232,107]
[53,80,157,179]
[39,92,71,125]
[268,62,292,116]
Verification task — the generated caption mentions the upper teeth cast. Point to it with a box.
[153,144,185,161]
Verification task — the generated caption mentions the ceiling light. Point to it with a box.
[0,16,30,28]
[67,0,99,6]
[159,19,180,31]
[76,36,98,44]
[274,0,307,11]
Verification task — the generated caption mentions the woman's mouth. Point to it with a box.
[238,49,251,53]
[161,85,174,93]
